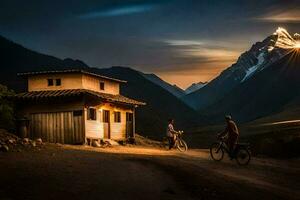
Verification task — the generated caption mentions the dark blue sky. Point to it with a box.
[1,0,299,88]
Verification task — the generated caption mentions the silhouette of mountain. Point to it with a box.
[185,82,207,94]
[142,73,186,98]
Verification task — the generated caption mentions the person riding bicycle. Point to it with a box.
[166,119,178,150]
[218,115,239,158]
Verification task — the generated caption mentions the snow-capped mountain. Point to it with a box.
[182,27,300,110]
[241,27,300,82]
[202,48,300,123]
[185,82,207,94]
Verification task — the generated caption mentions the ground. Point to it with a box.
[0,144,299,200]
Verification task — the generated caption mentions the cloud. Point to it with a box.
[79,4,157,19]
[255,8,300,23]
[163,39,240,68]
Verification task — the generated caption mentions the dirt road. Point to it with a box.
[0,145,299,200]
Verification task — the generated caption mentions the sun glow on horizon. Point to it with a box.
[295,42,300,49]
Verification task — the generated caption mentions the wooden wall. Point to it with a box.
[84,108,104,139]
[30,112,84,144]
[82,74,119,94]
[17,98,135,143]
[17,100,84,117]
[28,73,83,92]
[84,103,134,140]
[28,73,120,94]
[17,98,85,144]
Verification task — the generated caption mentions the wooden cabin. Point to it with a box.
[14,69,145,144]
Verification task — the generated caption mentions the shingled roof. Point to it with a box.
[17,69,127,83]
[13,89,145,106]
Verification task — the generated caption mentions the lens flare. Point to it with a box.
[295,42,300,49]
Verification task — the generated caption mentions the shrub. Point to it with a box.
[0,84,15,130]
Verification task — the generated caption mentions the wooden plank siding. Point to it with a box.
[28,73,120,95]
[84,108,104,139]
[84,103,134,141]
[29,111,84,144]
[16,95,137,144]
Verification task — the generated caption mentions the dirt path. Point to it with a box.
[0,145,299,200]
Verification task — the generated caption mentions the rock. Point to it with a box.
[36,138,43,145]
[7,139,16,145]
[31,141,36,147]
[102,139,119,146]
[23,138,30,144]
[0,144,9,152]
[92,140,101,147]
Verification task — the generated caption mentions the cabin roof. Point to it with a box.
[13,89,145,106]
[17,69,127,83]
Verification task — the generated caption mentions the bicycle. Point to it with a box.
[210,136,251,165]
[163,131,188,152]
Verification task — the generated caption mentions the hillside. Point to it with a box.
[185,82,207,94]
[142,73,186,98]
[0,35,201,138]
[0,35,89,91]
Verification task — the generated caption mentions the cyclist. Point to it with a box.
[166,119,178,150]
[218,115,239,158]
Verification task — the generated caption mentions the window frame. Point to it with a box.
[47,79,54,86]
[114,111,121,123]
[55,78,61,86]
[87,107,97,121]
[99,81,105,90]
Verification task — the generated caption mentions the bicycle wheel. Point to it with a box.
[177,139,188,152]
[210,142,224,161]
[236,147,251,166]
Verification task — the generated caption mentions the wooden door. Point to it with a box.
[126,112,133,138]
[103,110,110,139]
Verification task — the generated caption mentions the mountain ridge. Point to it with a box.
[141,73,186,98]
[185,82,207,94]
[182,28,299,110]
[202,50,300,122]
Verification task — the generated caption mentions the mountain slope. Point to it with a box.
[0,35,89,91]
[0,35,201,137]
[142,73,186,98]
[182,28,298,110]
[185,82,207,94]
[203,50,300,122]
